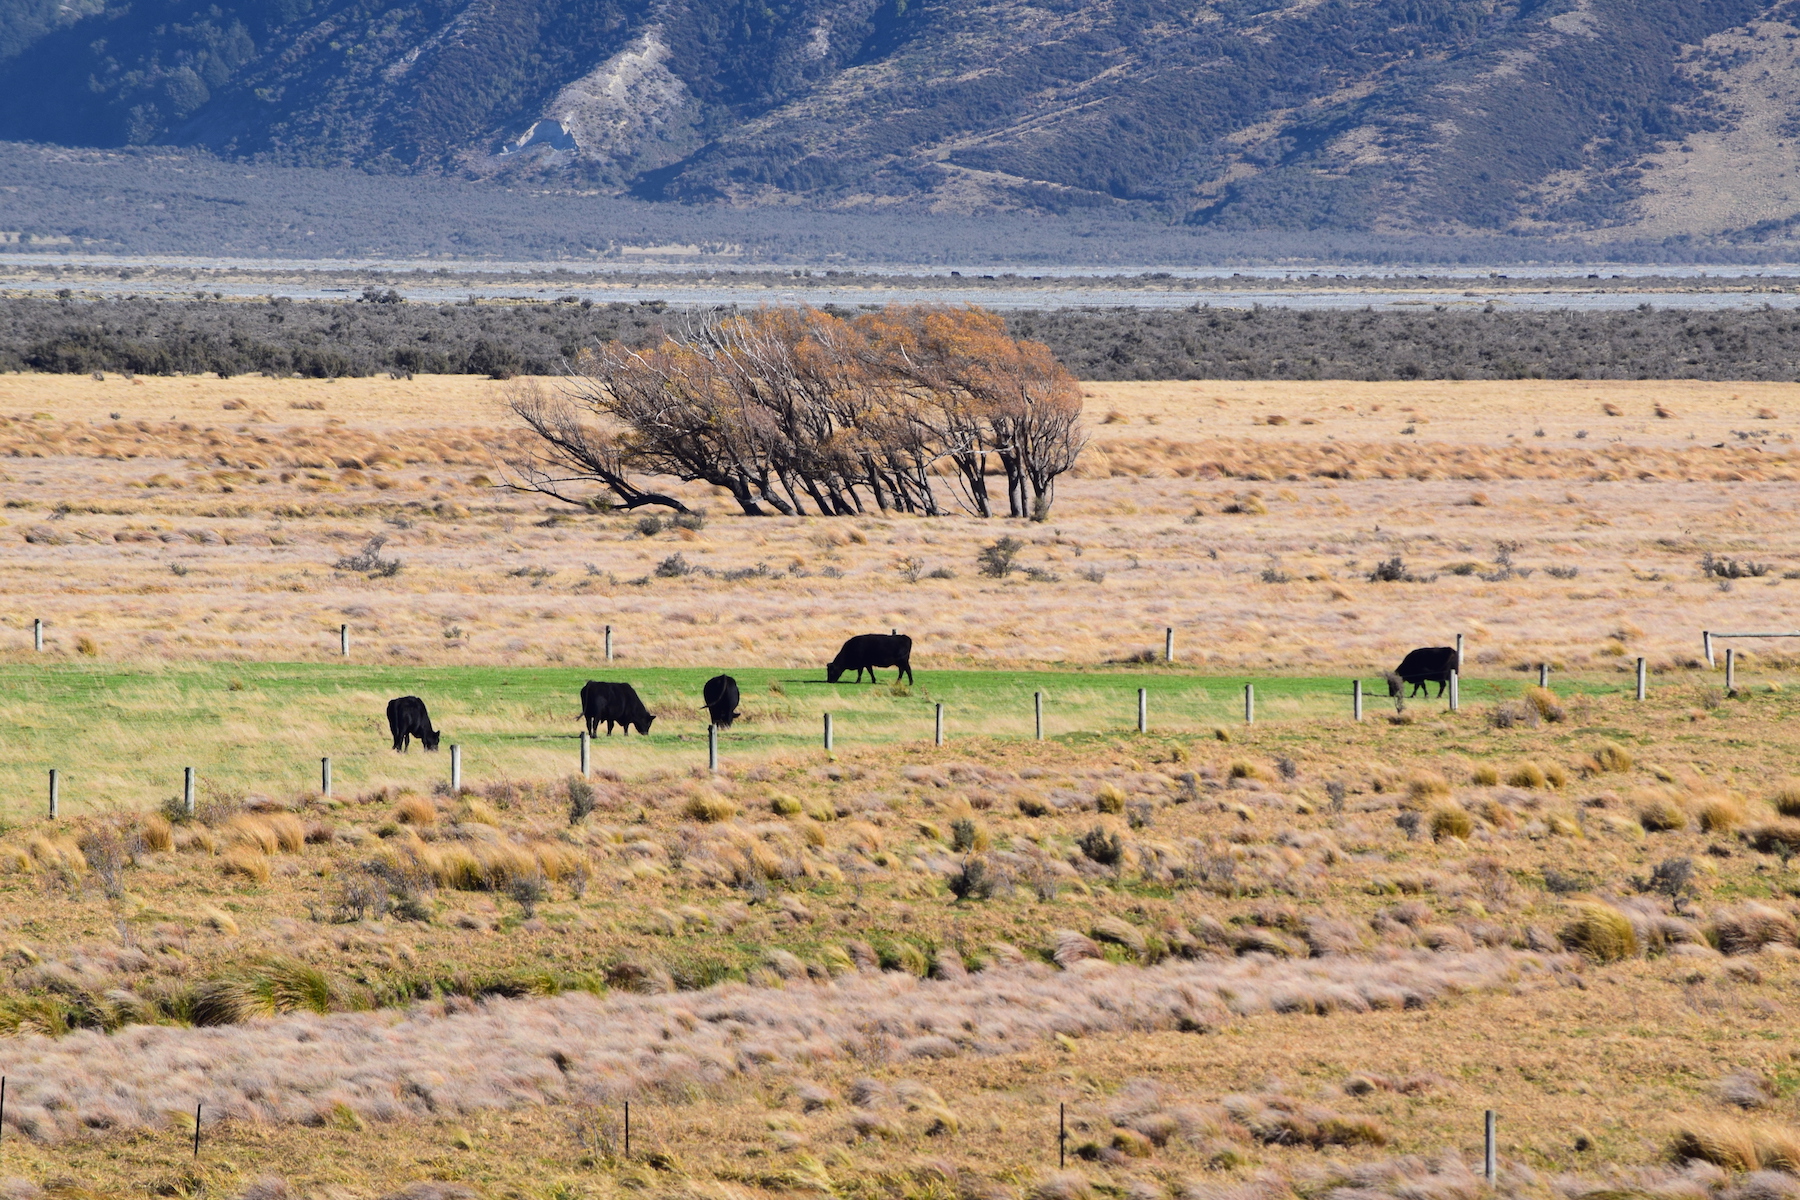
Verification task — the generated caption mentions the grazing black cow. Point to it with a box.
[1387,646,1461,699]
[581,680,655,736]
[387,696,441,752]
[703,675,741,728]
[827,633,914,685]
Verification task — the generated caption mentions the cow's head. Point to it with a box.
[1384,672,1405,698]
[422,728,441,751]
[632,715,656,735]
[826,662,845,683]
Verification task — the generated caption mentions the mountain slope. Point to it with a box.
[0,0,1790,235]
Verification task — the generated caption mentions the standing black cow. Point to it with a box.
[581,681,655,736]
[387,696,441,752]
[1386,646,1461,699]
[827,633,914,684]
[702,675,741,728]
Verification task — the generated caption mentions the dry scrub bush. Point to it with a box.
[0,951,1556,1142]
[1562,901,1639,962]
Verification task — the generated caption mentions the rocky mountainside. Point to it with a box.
[1,0,1796,237]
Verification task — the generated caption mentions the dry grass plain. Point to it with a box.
[0,372,1796,1200]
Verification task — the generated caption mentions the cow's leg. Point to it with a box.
[1436,678,1447,697]
[903,663,914,685]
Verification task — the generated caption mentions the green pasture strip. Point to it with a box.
[0,662,1644,819]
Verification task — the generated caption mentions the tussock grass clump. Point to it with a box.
[1562,901,1639,962]
[1523,686,1566,723]
[1229,760,1268,782]
[1694,793,1747,833]
[1749,821,1800,857]
[1094,784,1127,814]
[394,796,436,826]
[1769,779,1800,818]
[1638,794,1688,832]
[682,793,739,822]
[1669,1119,1800,1171]
[1591,741,1635,774]
[1710,905,1800,955]
[139,814,174,852]
[1471,764,1500,786]
[1428,806,1473,841]
[1406,771,1450,802]
[221,845,272,883]
[1507,762,1548,789]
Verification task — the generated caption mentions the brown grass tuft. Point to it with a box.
[1507,762,1548,789]
[1591,742,1634,774]
[683,793,740,822]
[140,814,174,852]
[1769,779,1800,818]
[1711,905,1799,955]
[1694,793,1746,833]
[1638,794,1688,832]
[221,845,271,883]
[1562,901,1638,962]
[394,796,436,825]
[1428,806,1473,841]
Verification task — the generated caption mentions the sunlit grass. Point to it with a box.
[0,661,1629,818]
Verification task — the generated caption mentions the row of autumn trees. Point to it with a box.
[503,305,1086,518]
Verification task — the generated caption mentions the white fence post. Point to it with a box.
[934,703,944,746]
[320,757,331,797]
[449,745,462,791]
[1137,688,1147,733]
[183,767,196,817]
[580,730,590,776]
[47,769,58,819]
[1636,656,1647,701]
[708,724,718,771]
[32,619,42,652]
[1353,679,1363,722]
[1164,627,1174,662]
[1448,670,1459,712]
[1244,683,1255,724]
[1726,646,1737,693]
[604,625,613,661]
[339,624,349,657]
[822,713,833,752]
[1034,691,1043,741]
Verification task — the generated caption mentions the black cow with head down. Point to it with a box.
[827,633,913,685]
[702,675,741,728]
[1386,646,1460,699]
[581,681,655,736]
[387,696,441,752]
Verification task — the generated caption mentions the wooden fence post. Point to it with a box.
[580,730,590,777]
[320,757,331,797]
[1538,663,1549,688]
[1448,670,1459,712]
[1703,630,1713,666]
[183,767,195,817]
[339,623,349,656]
[1164,627,1174,662]
[708,724,718,772]
[1034,692,1043,741]
[32,619,42,652]
[1726,646,1737,694]
[1484,1110,1496,1184]
[604,625,613,661]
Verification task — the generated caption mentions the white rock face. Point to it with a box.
[541,29,697,165]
